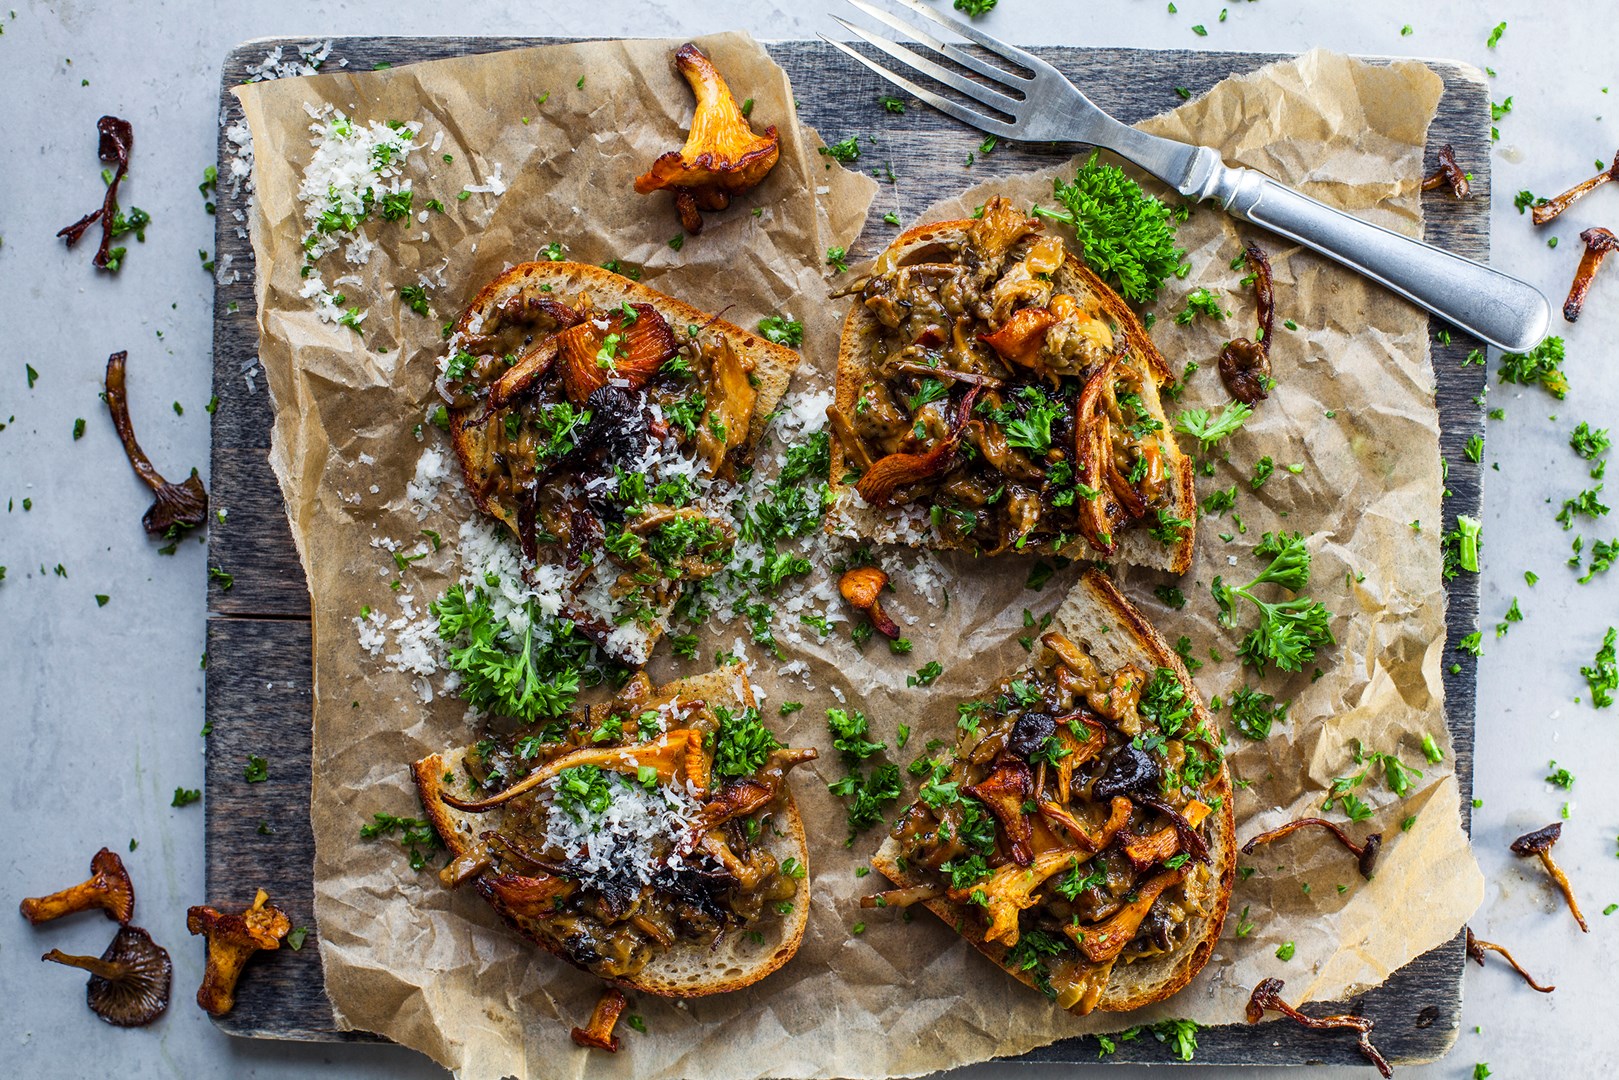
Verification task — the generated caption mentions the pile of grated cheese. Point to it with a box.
[542,772,704,889]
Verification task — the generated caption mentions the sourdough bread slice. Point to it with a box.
[827,216,1195,575]
[413,665,811,997]
[871,569,1235,1013]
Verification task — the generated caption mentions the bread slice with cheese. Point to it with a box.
[440,262,801,665]
[414,664,814,997]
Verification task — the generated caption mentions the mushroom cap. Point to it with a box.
[90,847,137,925]
[45,926,172,1027]
[1510,822,1561,856]
[632,43,780,200]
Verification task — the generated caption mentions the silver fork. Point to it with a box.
[824,0,1550,353]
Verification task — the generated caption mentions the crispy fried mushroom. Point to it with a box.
[1562,226,1618,323]
[186,889,292,1017]
[104,351,209,537]
[1532,152,1619,225]
[1465,926,1555,993]
[1241,816,1382,880]
[20,847,136,926]
[633,44,781,233]
[570,987,629,1052]
[839,566,901,639]
[1217,242,1276,404]
[1510,823,1587,932]
[1420,143,1470,199]
[43,925,172,1027]
[1245,977,1392,1078]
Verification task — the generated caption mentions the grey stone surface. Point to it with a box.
[0,2,1613,1077]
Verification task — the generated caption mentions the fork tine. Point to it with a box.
[831,16,1022,116]
[843,0,1027,87]
[819,36,1020,138]
[884,0,1056,78]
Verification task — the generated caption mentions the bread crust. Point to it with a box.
[826,217,1194,575]
[871,569,1234,1014]
[413,664,812,998]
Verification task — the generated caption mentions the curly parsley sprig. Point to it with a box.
[1212,532,1335,675]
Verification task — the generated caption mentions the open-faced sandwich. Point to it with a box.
[827,195,1195,572]
[440,262,800,665]
[866,568,1234,1014]
[413,663,817,995]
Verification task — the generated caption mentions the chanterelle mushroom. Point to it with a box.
[43,925,172,1027]
[633,43,780,234]
[186,888,291,1016]
[20,847,136,926]
[570,986,628,1052]
[839,566,901,639]
[104,350,209,537]
[1511,823,1588,932]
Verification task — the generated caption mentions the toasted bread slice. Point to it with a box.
[413,665,812,998]
[444,262,801,663]
[827,213,1195,575]
[872,569,1234,1014]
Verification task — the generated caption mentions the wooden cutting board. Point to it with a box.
[205,36,1488,1067]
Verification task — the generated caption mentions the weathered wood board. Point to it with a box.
[207,36,1488,1067]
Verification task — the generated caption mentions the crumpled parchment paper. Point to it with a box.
[238,37,1481,1080]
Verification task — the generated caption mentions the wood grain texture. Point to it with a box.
[206,37,1488,1065]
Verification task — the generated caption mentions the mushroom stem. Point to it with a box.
[1465,927,1555,993]
[1536,850,1588,932]
[1562,226,1618,323]
[1532,151,1619,226]
[1420,143,1471,199]
[43,949,126,981]
[570,987,628,1052]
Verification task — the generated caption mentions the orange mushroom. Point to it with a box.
[634,43,781,234]
[570,987,629,1052]
[20,847,135,926]
[186,889,292,1017]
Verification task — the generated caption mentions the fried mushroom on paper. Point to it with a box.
[634,43,781,234]
[413,669,818,988]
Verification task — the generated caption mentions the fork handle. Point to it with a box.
[1195,162,1550,353]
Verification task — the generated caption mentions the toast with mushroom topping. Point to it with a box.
[440,262,800,665]
[827,197,1195,573]
[867,569,1234,1014]
[413,663,817,997]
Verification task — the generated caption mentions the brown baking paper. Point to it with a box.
[238,39,1480,1079]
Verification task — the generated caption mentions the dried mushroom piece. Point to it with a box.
[56,115,136,270]
[1562,226,1618,323]
[633,43,781,234]
[1245,977,1391,1078]
[1420,143,1470,199]
[43,926,172,1027]
[1465,926,1554,993]
[20,847,136,926]
[1240,815,1382,880]
[1510,823,1587,931]
[838,565,900,639]
[186,888,292,1016]
[104,351,209,537]
[1217,242,1276,405]
[570,987,629,1052]
[1532,152,1619,226]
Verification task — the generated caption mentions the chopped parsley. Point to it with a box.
[1498,336,1568,398]
[1583,627,1617,708]
[757,315,804,347]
